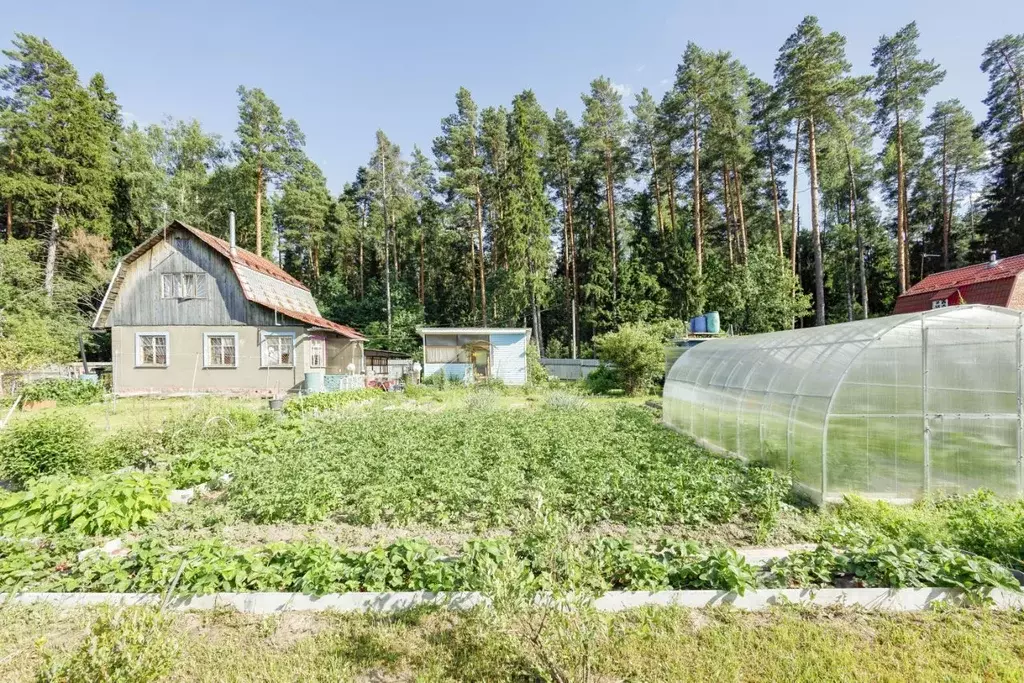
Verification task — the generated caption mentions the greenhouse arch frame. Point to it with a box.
[663,305,1024,504]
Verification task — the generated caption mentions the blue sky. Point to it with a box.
[5,0,1022,190]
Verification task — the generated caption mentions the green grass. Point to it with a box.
[4,604,1024,682]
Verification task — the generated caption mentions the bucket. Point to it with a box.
[303,370,325,394]
[268,398,284,411]
[705,311,721,334]
[690,315,707,334]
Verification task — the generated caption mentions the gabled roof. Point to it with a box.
[902,254,1024,296]
[93,221,365,340]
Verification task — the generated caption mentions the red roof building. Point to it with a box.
[894,254,1024,314]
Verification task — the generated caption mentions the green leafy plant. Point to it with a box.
[0,413,94,486]
[592,323,669,395]
[20,378,104,406]
[282,389,384,416]
[0,472,170,536]
[36,607,178,683]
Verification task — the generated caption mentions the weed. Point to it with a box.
[0,414,94,487]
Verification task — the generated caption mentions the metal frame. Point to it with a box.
[664,305,1024,504]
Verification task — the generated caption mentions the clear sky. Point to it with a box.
[5,0,1022,190]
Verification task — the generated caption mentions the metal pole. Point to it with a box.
[922,320,931,496]
[1017,312,1023,495]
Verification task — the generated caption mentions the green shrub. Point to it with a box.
[526,343,547,386]
[0,472,170,536]
[593,323,669,395]
[20,378,103,406]
[282,389,383,416]
[584,364,620,395]
[0,413,94,486]
[36,607,178,683]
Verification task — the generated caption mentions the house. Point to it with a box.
[417,328,531,385]
[894,253,1024,314]
[93,219,366,396]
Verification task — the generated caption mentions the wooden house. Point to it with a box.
[895,253,1024,314]
[92,220,366,396]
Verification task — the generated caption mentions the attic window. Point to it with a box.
[161,273,207,299]
[174,237,191,255]
[932,298,949,309]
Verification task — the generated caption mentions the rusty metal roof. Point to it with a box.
[93,221,365,340]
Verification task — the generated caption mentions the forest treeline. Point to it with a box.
[1,18,1023,366]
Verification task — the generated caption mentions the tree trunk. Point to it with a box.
[940,123,950,269]
[383,221,392,338]
[565,179,579,360]
[895,114,908,293]
[651,149,664,235]
[44,205,60,298]
[312,243,320,280]
[723,165,735,265]
[358,203,366,299]
[692,109,703,275]
[531,286,543,356]
[733,165,748,263]
[475,185,488,326]
[667,172,678,232]
[604,148,618,307]
[845,138,868,319]
[419,232,425,304]
[790,120,801,275]
[997,45,1024,127]
[846,267,854,322]
[255,165,263,257]
[948,165,959,265]
[469,234,478,320]
[807,117,825,326]
[768,153,783,258]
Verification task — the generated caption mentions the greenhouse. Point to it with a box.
[664,305,1024,504]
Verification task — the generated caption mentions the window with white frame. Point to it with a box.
[205,334,237,368]
[136,333,168,367]
[161,272,206,299]
[932,298,949,309]
[261,332,294,367]
[309,336,326,368]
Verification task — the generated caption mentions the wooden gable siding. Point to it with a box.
[107,227,277,327]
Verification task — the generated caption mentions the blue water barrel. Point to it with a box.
[303,370,325,394]
[690,315,707,334]
[705,311,721,334]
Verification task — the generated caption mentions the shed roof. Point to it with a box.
[417,327,531,336]
[93,221,365,340]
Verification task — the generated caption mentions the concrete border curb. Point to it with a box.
[4,588,1023,614]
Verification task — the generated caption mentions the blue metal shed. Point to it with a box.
[417,327,532,386]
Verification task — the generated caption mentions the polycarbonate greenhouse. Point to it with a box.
[664,305,1024,504]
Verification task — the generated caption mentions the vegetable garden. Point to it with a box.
[2,388,1024,598]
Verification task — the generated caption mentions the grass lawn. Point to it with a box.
[3,604,1024,681]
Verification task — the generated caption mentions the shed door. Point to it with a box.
[470,344,490,380]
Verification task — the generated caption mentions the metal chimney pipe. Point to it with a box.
[991,250,998,264]
[229,210,237,257]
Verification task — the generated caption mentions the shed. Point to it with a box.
[417,327,531,385]
[664,305,1024,504]
[894,253,1024,313]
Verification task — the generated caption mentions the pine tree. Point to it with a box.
[748,77,791,258]
[981,34,1024,150]
[545,109,581,357]
[0,34,113,297]
[775,16,854,325]
[871,22,944,292]
[276,153,331,281]
[580,77,631,311]
[433,87,488,324]
[506,90,552,351]
[366,131,406,339]
[234,86,302,256]
[924,101,985,267]
[977,125,1024,256]
[631,88,666,236]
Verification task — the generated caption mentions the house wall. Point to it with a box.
[111,324,312,395]
[326,338,365,374]
[108,227,278,327]
[423,362,473,383]
[490,333,528,385]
